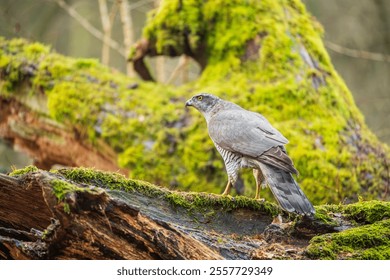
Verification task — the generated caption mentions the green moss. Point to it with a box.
[50,177,105,214]
[24,42,50,60]
[9,167,99,214]
[57,167,164,195]
[311,201,390,227]
[343,201,390,224]
[312,204,341,227]
[306,201,390,259]
[9,165,39,176]
[50,179,90,201]
[306,219,390,259]
[143,0,204,54]
[63,203,71,214]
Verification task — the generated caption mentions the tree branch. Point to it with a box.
[325,40,390,63]
[166,55,190,84]
[54,0,126,57]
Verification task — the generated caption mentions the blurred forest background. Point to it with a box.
[0,0,389,172]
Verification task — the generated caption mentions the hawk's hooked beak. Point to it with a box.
[185,99,193,107]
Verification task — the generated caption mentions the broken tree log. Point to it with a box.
[0,168,221,259]
[1,167,389,260]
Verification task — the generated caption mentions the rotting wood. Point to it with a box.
[0,171,222,260]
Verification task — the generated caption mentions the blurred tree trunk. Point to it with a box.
[154,0,166,83]
[98,0,113,65]
[118,0,136,77]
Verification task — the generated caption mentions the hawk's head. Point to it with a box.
[185,93,220,114]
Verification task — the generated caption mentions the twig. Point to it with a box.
[54,0,126,57]
[155,56,166,82]
[182,56,189,83]
[129,0,155,11]
[108,0,119,27]
[325,41,390,63]
[166,55,190,84]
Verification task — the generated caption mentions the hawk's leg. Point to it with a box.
[222,180,233,196]
[253,169,265,200]
[222,170,238,196]
[220,155,240,196]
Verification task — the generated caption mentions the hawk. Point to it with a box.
[186,93,315,216]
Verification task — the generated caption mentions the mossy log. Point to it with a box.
[0,168,221,259]
[0,167,389,260]
[1,0,389,206]
[1,0,389,260]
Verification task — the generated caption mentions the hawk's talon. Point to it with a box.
[221,180,233,196]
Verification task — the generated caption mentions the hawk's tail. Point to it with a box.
[259,163,315,216]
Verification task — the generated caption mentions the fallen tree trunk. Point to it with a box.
[1,167,389,260]
[0,169,221,259]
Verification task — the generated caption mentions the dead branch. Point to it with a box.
[54,0,126,57]
[166,55,190,84]
[325,41,390,63]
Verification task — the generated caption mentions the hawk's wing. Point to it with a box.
[208,108,297,174]
[208,108,288,157]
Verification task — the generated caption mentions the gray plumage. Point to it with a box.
[185,93,315,216]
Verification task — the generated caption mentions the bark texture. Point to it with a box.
[2,168,388,260]
[0,171,221,259]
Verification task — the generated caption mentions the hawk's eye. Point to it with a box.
[197,96,203,101]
